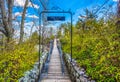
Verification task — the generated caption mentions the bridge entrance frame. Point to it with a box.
[39,10,73,77]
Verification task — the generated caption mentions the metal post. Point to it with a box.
[2,34,4,52]
[39,12,42,79]
[70,13,72,62]
[42,14,44,52]
[117,0,120,18]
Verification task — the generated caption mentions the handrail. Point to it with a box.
[46,40,53,73]
[47,40,53,62]
[41,40,53,74]
[57,40,65,75]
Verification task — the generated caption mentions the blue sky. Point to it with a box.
[14,0,117,21]
[13,0,117,36]
[48,0,117,12]
[45,0,117,25]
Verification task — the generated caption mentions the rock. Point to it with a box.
[83,74,89,78]
[18,77,24,82]
[74,66,78,70]
[87,81,91,82]
[30,79,35,82]
[78,70,84,76]
[91,80,96,82]
[76,72,79,77]
[81,68,85,71]
[23,76,30,82]
[76,78,80,82]
[64,53,96,82]
[79,76,88,82]
[18,52,48,82]
[24,71,30,76]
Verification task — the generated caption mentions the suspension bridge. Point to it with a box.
[39,39,71,82]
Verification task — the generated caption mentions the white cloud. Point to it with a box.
[14,0,25,7]
[13,21,38,41]
[13,12,39,19]
[78,16,81,19]
[14,0,39,9]
[24,27,30,35]
[25,22,34,26]
[28,2,39,9]
[24,22,38,36]
[14,12,22,17]
[13,21,20,26]
[13,12,22,20]
[113,0,118,2]
[27,15,39,19]
[14,30,20,38]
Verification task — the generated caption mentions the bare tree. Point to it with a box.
[117,0,120,18]
[0,0,14,42]
[19,0,29,44]
[116,0,120,34]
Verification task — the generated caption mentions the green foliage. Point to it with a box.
[0,40,38,81]
[60,17,120,81]
[30,31,39,42]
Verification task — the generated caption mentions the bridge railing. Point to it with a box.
[63,53,95,82]
[41,40,54,74]
[18,51,48,82]
[57,39,95,82]
[57,39,65,75]
[18,40,54,82]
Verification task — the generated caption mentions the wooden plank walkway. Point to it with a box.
[40,39,71,82]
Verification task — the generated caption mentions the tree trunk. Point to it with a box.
[19,0,29,44]
[0,0,13,43]
[117,0,120,36]
[8,0,13,36]
[30,23,34,36]
[117,0,120,18]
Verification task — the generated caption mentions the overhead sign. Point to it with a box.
[47,16,65,21]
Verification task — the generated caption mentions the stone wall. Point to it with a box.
[63,54,95,82]
[18,40,54,82]
[18,51,48,82]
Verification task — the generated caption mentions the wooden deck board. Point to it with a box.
[40,39,71,82]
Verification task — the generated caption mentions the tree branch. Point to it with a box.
[0,0,9,35]
[0,29,7,36]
